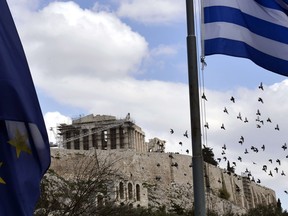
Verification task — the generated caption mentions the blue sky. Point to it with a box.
[6,0,288,211]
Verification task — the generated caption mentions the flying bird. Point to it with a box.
[258,97,264,103]
[276,159,281,166]
[275,124,280,130]
[244,117,249,123]
[256,109,261,116]
[261,145,265,151]
[221,123,225,130]
[223,107,229,114]
[269,159,273,163]
[282,143,287,151]
[275,167,279,173]
[237,156,242,162]
[259,82,264,90]
[244,149,248,154]
[267,117,272,123]
[222,144,226,150]
[230,96,235,103]
[170,129,174,134]
[204,122,209,129]
[184,130,189,138]
[269,170,273,177]
[201,93,208,101]
[237,112,242,121]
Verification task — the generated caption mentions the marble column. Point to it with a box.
[116,128,120,149]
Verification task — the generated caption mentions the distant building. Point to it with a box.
[58,114,146,152]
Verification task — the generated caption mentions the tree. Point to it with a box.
[202,146,218,166]
[227,161,235,173]
[244,204,286,216]
[277,198,282,213]
[35,151,123,216]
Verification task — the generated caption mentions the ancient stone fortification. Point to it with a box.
[50,149,276,215]
[51,114,276,214]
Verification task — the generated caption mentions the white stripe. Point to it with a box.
[204,0,288,28]
[205,22,288,61]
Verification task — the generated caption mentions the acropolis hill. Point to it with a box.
[48,114,276,214]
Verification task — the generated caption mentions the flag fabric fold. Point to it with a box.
[0,0,50,215]
[204,0,288,76]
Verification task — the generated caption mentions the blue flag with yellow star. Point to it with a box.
[0,0,51,215]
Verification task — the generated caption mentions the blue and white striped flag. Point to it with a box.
[204,0,288,76]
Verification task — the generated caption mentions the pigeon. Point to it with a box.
[221,124,225,130]
[184,130,189,138]
[275,124,280,130]
[202,93,208,101]
[259,82,264,90]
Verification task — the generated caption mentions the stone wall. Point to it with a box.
[49,148,276,214]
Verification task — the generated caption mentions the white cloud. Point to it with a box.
[150,44,178,56]
[116,0,185,24]
[44,112,72,144]
[11,1,148,85]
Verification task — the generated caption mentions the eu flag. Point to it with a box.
[0,0,50,215]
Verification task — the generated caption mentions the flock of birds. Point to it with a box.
[170,82,288,196]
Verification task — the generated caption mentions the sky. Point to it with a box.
[6,0,288,211]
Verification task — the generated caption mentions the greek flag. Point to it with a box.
[204,0,288,76]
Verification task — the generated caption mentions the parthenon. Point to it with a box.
[58,114,147,152]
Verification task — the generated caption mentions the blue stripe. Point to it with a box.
[205,38,288,76]
[204,6,288,44]
[255,0,288,13]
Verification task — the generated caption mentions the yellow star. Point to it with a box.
[8,129,31,158]
[0,162,5,184]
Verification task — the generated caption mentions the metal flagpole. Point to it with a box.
[185,0,206,215]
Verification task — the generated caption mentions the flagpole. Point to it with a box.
[185,0,206,215]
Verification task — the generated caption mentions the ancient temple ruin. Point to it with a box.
[58,114,146,152]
